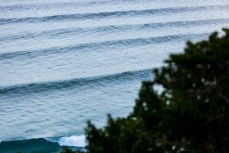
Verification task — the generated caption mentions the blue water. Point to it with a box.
[0,0,229,152]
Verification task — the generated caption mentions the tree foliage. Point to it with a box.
[68,28,229,153]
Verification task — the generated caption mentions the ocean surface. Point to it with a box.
[0,0,229,152]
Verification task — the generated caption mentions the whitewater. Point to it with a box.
[0,0,229,152]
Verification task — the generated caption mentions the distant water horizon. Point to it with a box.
[0,0,229,152]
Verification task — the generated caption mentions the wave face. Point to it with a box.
[0,0,229,152]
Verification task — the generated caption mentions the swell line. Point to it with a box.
[0,5,228,25]
[1,18,229,42]
[0,0,107,11]
[0,69,152,95]
[0,33,209,60]
[0,0,118,10]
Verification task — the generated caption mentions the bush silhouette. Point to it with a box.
[67,28,229,153]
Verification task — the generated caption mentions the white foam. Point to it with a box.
[59,135,86,147]
[46,135,87,147]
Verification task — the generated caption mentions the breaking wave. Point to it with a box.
[0,135,86,153]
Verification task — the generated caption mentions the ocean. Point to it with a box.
[0,0,229,152]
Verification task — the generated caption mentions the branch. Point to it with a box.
[218,93,229,105]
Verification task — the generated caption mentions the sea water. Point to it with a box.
[0,0,229,152]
